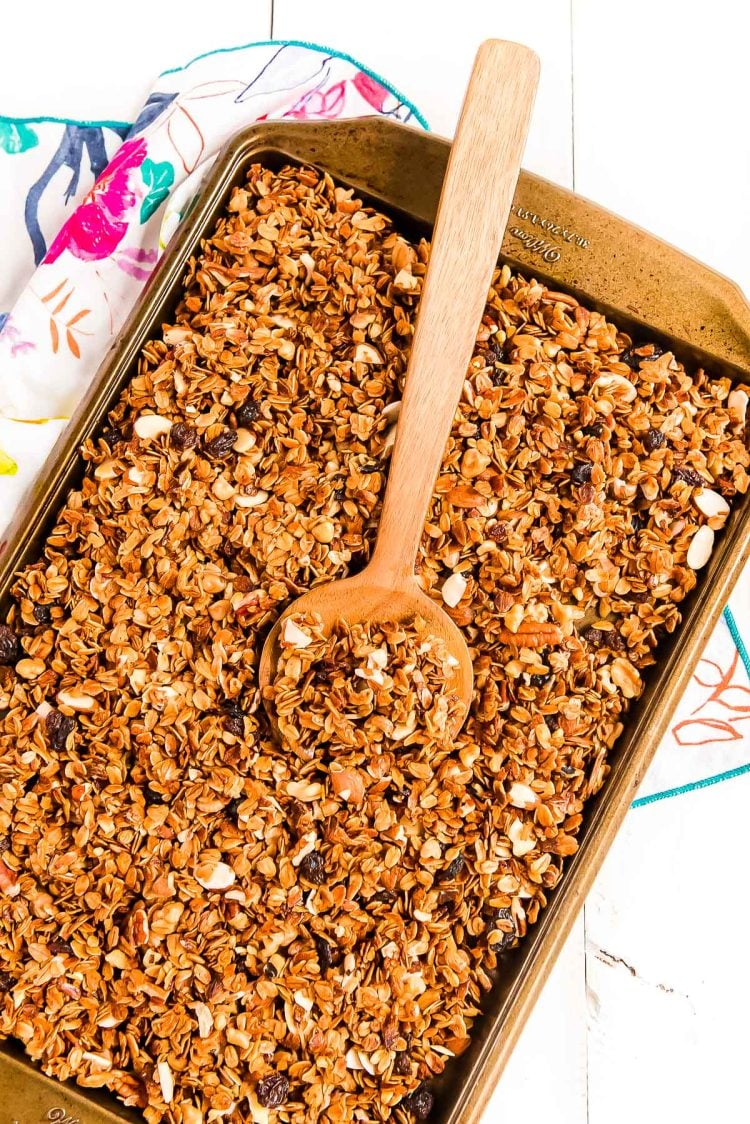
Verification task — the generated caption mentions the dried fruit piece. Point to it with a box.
[299,851,326,885]
[203,428,237,458]
[256,1073,290,1108]
[170,423,198,450]
[0,626,20,665]
[45,709,75,751]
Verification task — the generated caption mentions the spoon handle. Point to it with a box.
[369,39,540,584]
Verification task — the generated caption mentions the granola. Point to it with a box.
[0,162,747,1124]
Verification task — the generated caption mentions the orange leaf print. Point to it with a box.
[66,308,90,328]
[66,330,80,359]
[42,279,67,304]
[52,291,72,316]
[49,318,59,354]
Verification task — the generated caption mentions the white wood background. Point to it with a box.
[2,2,749,1121]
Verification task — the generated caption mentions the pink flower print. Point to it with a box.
[353,71,391,112]
[284,81,347,121]
[46,138,147,264]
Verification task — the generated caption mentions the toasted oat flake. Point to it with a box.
[0,161,746,1124]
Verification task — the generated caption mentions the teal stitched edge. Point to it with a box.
[631,606,750,809]
[0,113,131,129]
[158,37,430,130]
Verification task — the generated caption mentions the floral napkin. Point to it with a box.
[0,38,748,807]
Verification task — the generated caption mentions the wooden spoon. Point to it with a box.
[259,39,540,731]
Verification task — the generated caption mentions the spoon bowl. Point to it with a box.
[258,573,474,729]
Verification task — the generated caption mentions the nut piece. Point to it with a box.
[194,859,236,891]
[16,658,45,680]
[193,1001,214,1039]
[280,618,313,648]
[507,782,537,809]
[610,657,642,699]
[694,488,730,520]
[156,1059,174,1104]
[330,767,365,805]
[134,414,172,440]
[441,572,468,608]
[687,524,715,569]
[57,688,96,711]
[353,344,383,365]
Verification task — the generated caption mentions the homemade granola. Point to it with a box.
[267,612,464,759]
[0,163,747,1124]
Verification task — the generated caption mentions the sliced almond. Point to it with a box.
[694,488,730,520]
[280,618,313,648]
[441,572,468,608]
[507,782,538,809]
[235,490,269,508]
[353,343,383,365]
[193,1001,214,1038]
[194,860,235,891]
[156,1059,174,1104]
[134,414,172,440]
[687,524,715,569]
[57,688,96,711]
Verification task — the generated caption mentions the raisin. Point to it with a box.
[333,487,347,502]
[619,348,639,370]
[256,1074,290,1109]
[0,971,14,993]
[638,343,665,362]
[437,853,465,882]
[369,888,396,904]
[45,709,75,752]
[582,422,604,438]
[673,465,707,488]
[299,851,326,885]
[264,961,278,979]
[0,625,20,665]
[643,427,666,452]
[530,672,551,687]
[33,604,53,625]
[48,939,73,956]
[170,423,198,451]
[0,833,10,853]
[393,1052,412,1076]
[488,906,516,951]
[488,523,508,544]
[360,462,380,474]
[571,461,593,485]
[100,425,125,448]
[403,1083,434,1120]
[315,935,339,971]
[203,428,237,458]
[545,714,559,732]
[235,399,259,426]
[223,699,245,737]
[631,512,645,534]
[560,765,577,777]
[146,788,166,805]
[582,626,605,646]
[225,797,242,820]
[488,338,508,364]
